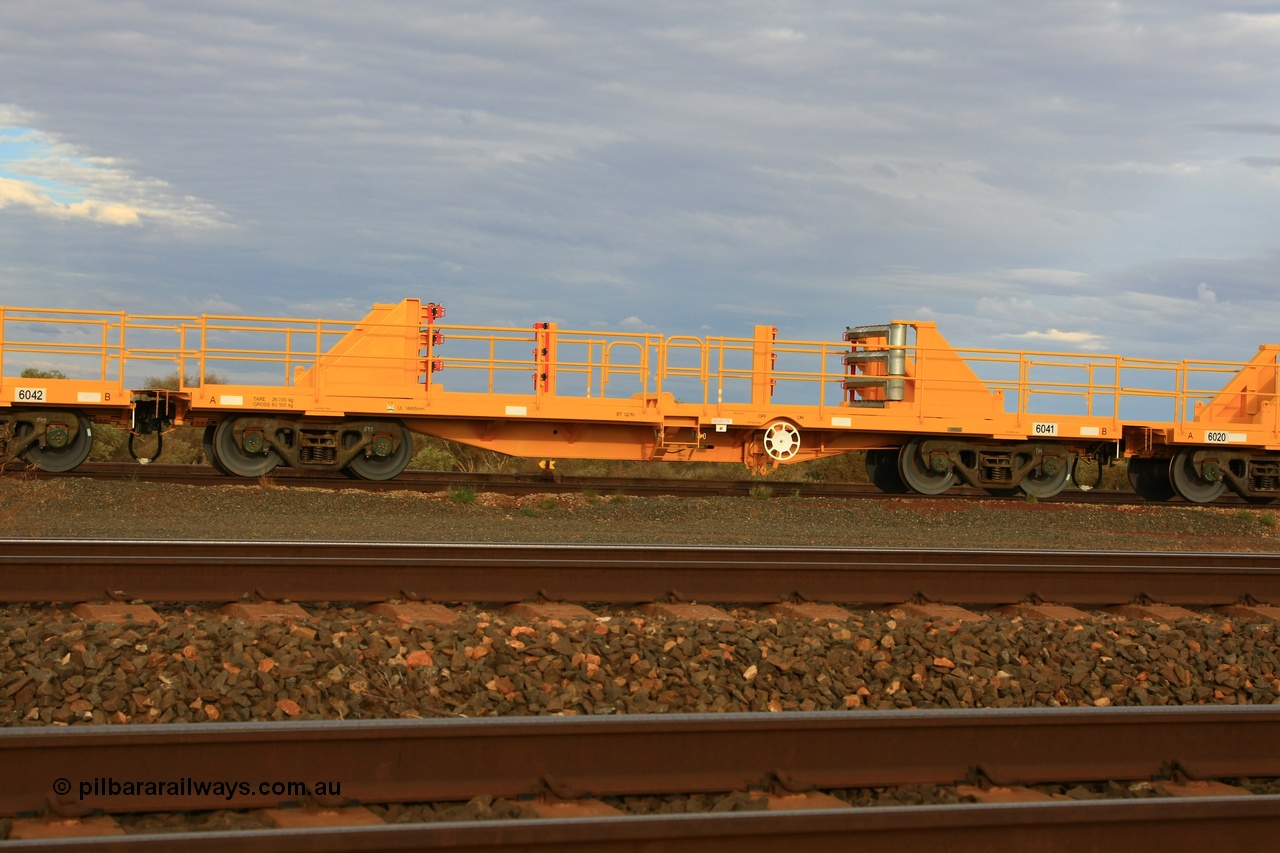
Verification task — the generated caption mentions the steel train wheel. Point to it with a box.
[347,423,413,481]
[1126,457,1175,502]
[202,425,231,474]
[865,449,908,493]
[1019,455,1072,499]
[21,412,93,473]
[1170,448,1225,504]
[898,437,956,495]
[212,418,280,477]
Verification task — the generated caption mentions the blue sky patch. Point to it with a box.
[0,125,87,203]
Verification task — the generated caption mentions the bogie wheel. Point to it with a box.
[203,425,231,475]
[1126,457,1175,502]
[762,422,800,462]
[1019,454,1073,499]
[898,437,956,495]
[1170,447,1225,504]
[865,449,908,494]
[347,423,414,481]
[23,412,93,473]
[212,418,280,478]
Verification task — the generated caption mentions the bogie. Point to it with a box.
[889,438,1076,498]
[1,410,94,473]
[207,416,414,479]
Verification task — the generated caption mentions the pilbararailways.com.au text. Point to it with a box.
[54,776,342,802]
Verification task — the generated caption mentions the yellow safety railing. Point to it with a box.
[0,307,129,383]
[3,304,1276,444]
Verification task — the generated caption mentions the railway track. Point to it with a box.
[4,539,1280,608]
[3,707,1278,850]
[26,461,1190,505]
[5,543,1280,850]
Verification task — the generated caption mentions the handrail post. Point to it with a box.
[1113,355,1121,421]
[1018,351,1029,420]
[197,315,208,391]
[120,312,130,388]
[488,337,496,394]
[647,335,657,400]
[716,338,726,409]
[655,334,666,400]
[699,337,709,409]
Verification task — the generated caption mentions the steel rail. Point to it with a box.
[33,461,1168,504]
[2,539,1279,605]
[7,798,1280,853]
[4,707,1279,816]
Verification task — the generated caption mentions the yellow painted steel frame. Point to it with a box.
[3,299,1279,468]
[0,306,132,420]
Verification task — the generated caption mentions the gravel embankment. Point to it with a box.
[3,476,1279,549]
[3,600,1278,726]
[1,476,1279,727]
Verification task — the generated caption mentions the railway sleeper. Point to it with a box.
[210,416,412,480]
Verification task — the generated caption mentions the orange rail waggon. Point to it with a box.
[2,299,1277,503]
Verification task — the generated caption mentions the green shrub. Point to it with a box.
[142,371,230,390]
[155,430,204,464]
[1073,457,1130,491]
[86,423,205,464]
[87,423,128,462]
[448,486,477,504]
[795,451,869,484]
[409,437,458,471]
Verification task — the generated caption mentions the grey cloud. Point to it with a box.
[0,1,1274,363]
[1201,123,1280,135]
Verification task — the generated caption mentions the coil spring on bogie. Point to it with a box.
[296,428,339,465]
[1248,461,1280,493]
[979,452,1011,483]
[1249,475,1279,493]
[299,446,337,464]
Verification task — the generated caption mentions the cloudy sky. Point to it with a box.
[0,1,1276,369]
